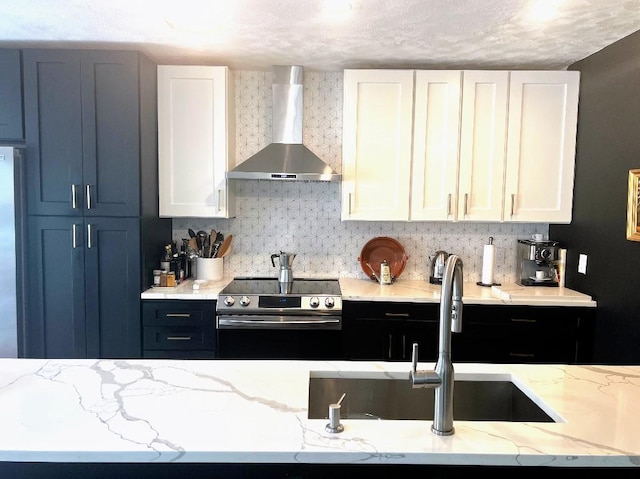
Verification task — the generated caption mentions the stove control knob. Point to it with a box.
[239,296,251,307]
[309,297,320,308]
[325,297,335,308]
[223,296,235,307]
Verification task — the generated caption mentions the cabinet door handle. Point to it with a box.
[166,313,192,318]
[87,223,93,249]
[86,184,93,210]
[401,334,406,360]
[166,336,192,341]
[71,184,79,209]
[387,334,393,359]
[463,193,469,216]
[217,189,222,212]
[510,193,515,217]
[509,352,535,358]
[348,193,352,215]
[385,312,410,317]
[72,224,79,248]
[447,193,452,216]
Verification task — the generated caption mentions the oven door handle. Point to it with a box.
[217,315,342,330]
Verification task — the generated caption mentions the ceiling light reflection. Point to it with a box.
[526,0,562,23]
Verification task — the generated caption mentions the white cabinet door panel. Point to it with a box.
[158,65,235,218]
[342,70,413,221]
[410,71,462,221]
[504,71,579,223]
[458,71,509,222]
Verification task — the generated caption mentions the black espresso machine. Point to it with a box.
[515,239,560,287]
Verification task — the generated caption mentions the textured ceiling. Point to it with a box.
[0,0,639,71]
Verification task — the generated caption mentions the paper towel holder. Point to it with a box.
[476,236,501,287]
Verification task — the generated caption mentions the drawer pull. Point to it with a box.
[509,352,535,358]
[165,313,192,318]
[385,312,410,317]
[166,336,192,341]
[511,318,536,323]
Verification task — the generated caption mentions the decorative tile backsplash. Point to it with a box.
[172,70,547,283]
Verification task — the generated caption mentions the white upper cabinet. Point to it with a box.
[157,65,235,218]
[410,70,462,221]
[413,70,510,222]
[341,70,414,221]
[457,71,509,222]
[504,71,580,223]
[342,69,579,223]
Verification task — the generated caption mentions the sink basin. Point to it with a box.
[308,374,556,422]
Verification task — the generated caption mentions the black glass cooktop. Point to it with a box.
[220,277,341,296]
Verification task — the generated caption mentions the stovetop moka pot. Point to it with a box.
[271,251,297,292]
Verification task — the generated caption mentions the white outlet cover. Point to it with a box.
[578,254,588,274]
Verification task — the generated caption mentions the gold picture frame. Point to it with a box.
[627,169,640,242]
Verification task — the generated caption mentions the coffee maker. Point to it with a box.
[515,239,560,287]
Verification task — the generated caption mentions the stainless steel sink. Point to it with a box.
[308,375,556,422]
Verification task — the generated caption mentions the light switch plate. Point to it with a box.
[578,254,588,274]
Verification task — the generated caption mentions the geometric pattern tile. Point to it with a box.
[172,71,548,283]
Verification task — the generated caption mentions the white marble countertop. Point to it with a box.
[339,278,597,307]
[0,359,636,467]
[142,278,596,307]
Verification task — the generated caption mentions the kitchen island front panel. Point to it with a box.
[0,359,637,468]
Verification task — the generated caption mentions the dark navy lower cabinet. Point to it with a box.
[343,301,595,364]
[25,216,142,359]
[142,301,217,359]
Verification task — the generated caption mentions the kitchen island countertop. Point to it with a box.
[0,359,636,468]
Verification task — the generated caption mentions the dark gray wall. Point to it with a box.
[550,30,640,364]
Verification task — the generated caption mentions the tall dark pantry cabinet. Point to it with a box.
[22,49,171,359]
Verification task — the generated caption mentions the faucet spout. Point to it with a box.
[409,254,463,436]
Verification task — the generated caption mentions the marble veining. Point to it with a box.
[0,359,637,466]
[142,278,596,308]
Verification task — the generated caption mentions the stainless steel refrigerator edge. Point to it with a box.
[0,146,24,358]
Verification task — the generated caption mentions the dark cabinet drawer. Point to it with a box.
[142,300,217,357]
[342,301,439,361]
[344,300,438,321]
[143,350,217,359]
[143,325,215,350]
[143,301,215,326]
[454,305,594,364]
[144,308,206,326]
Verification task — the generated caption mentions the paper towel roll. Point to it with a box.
[481,244,495,285]
[558,248,567,287]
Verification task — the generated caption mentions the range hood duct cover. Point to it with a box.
[227,65,341,182]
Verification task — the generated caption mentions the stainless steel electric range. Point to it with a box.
[216,277,343,359]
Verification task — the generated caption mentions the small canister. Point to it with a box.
[152,269,162,287]
[380,260,392,285]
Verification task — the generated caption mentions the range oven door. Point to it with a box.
[216,314,342,359]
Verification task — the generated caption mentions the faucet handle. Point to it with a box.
[409,342,441,388]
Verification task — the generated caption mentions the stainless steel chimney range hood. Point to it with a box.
[227,65,341,182]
